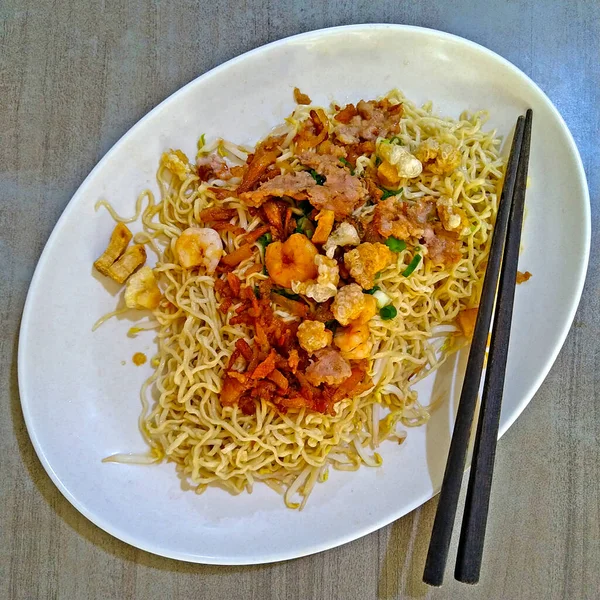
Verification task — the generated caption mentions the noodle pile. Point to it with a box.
[101,90,504,508]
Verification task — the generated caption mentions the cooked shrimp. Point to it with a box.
[333,293,377,359]
[342,340,373,360]
[356,294,378,324]
[334,321,369,353]
[334,321,373,360]
[265,233,319,288]
[175,227,223,274]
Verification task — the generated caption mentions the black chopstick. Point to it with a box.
[454,109,533,584]
[422,114,526,587]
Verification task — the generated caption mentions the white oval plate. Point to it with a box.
[19,25,590,564]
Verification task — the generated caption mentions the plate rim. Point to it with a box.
[18,23,591,564]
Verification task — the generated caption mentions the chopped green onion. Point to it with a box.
[373,290,392,309]
[295,216,315,237]
[338,157,355,174]
[402,254,422,277]
[324,319,338,334]
[197,133,206,151]
[379,305,397,320]
[380,187,403,201]
[258,232,272,249]
[375,156,382,167]
[390,136,402,145]
[364,286,380,295]
[298,200,313,216]
[385,236,407,253]
[309,169,326,185]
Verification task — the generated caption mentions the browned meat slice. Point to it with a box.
[372,197,436,240]
[241,153,367,217]
[239,171,313,207]
[364,176,384,203]
[299,152,367,217]
[315,139,348,158]
[305,348,352,386]
[197,153,232,181]
[310,173,366,216]
[423,226,462,265]
[299,152,341,173]
[372,196,462,265]
[408,198,438,225]
[334,99,402,145]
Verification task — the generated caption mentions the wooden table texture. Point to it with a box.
[1,1,598,599]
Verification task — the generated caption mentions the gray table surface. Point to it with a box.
[1,1,598,599]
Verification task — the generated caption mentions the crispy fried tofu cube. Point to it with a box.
[124,266,161,310]
[93,223,132,276]
[107,244,147,284]
[377,160,401,188]
[311,209,335,244]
